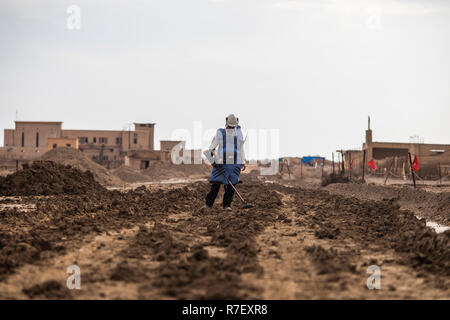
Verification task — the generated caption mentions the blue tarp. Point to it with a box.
[301,156,325,164]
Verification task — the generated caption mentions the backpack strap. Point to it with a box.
[219,128,226,164]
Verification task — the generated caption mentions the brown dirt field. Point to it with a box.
[0,162,448,299]
[141,162,210,180]
[264,164,450,228]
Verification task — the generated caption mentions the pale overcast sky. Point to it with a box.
[1,0,449,159]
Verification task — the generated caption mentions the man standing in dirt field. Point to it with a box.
[203,114,246,211]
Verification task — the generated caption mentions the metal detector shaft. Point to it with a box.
[217,169,248,205]
[220,172,245,202]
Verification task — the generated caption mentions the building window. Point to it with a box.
[36,132,39,147]
[99,137,108,144]
[133,133,138,144]
[66,144,71,147]
[53,144,57,149]
[21,132,25,147]
[110,148,114,152]
[79,137,88,143]
[116,137,122,145]
[93,137,97,143]
[103,156,109,161]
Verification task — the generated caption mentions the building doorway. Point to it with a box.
[141,160,149,169]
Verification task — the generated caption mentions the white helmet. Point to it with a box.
[226,114,239,128]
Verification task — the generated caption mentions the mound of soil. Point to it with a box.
[305,245,356,275]
[0,169,13,177]
[40,148,123,187]
[112,166,153,183]
[324,182,450,225]
[0,161,108,196]
[23,280,71,299]
[245,169,260,177]
[321,173,350,187]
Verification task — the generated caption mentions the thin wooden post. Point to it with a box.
[394,156,398,176]
[338,153,341,174]
[362,150,366,182]
[321,158,325,178]
[286,161,292,179]
[332,152,335,175]
[300,160,302,179]
[384,157,395,185]
[349,153,352,179]
[341,150,345,175]
[408,152,416,189]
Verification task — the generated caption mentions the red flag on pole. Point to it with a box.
[411,155,420,171]
[367,159,377,171]
[349,160,354,171]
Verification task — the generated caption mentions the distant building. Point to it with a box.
[0,121,155,169]
[342,117,450,178]
[160,140,184,153]
[0,121,202,170]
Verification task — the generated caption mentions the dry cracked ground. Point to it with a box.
[0,178,449,299]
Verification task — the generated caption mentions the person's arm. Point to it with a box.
[204,131,220,167]
[209,135,219,153]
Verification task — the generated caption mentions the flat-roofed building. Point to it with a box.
[0,121,156,169]
[342,117,450,178]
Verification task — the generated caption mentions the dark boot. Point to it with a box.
[223,183,236,208]
[205,182,221,207]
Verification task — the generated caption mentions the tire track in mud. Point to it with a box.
[324,183,450,225]
[108,182,284,299]
[0,183,210,298]
[243,190,374,299]
[242,192,320,299]
[0,226,143,299]
[247,184,449,299]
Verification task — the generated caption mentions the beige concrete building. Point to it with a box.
[124,144,203,170]
[0,121,155,169]
[160,140,184,152]
[0,121,203,171]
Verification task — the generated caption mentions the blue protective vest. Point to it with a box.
[217,126,243,165]
[209,126,243,185]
